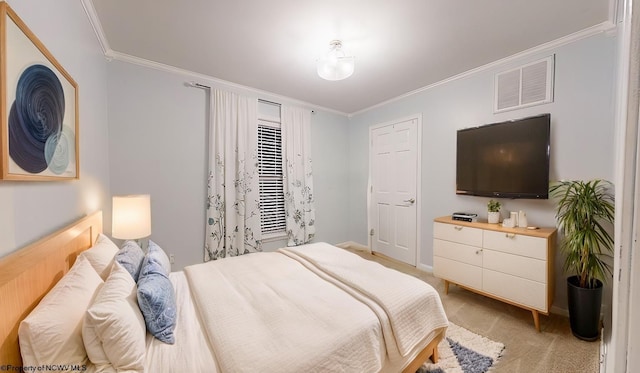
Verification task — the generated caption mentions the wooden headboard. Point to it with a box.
[0,211,103,367]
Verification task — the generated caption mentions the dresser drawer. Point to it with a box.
[483,230,547,260]
[483,269,547,311]
[433,222,483,247]
[434,256,482,289]
[483,249,546,283]
[434,238,483,266]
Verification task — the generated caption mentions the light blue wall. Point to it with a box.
[105,31,616,310]
[0,0,110,257]
[309,110,351,245]
[107,61,350,269]
[347,33,617,310]
[107,61,207,269]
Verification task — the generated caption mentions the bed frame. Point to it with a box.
[0,211,103,367]
[0,210,441,371]
[402,337,441,373]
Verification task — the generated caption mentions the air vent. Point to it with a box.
[495,56,554,113]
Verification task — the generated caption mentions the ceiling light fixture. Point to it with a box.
[317,40,355,81]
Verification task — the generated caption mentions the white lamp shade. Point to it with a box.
[317,40,355,81]
[112,195,151,239]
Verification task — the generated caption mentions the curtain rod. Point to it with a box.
[259,99,315,113]
[186,82,313,112]
[258,99,281,107]
[186,83,279,106]
[186,81,210,90]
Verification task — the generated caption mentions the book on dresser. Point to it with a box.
[432,216,557,332]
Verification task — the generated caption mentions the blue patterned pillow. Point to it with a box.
[137,254,176,344]
[147,240,171,274]
[115,241,145,281]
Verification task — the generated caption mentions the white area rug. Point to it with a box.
[419,323,505,373]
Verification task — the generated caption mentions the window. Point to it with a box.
[257,119,286,237]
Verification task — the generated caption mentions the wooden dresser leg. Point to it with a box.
[532,310,540,332]
[444,280,449,295]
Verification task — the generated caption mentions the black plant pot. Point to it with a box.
[567,276,603,341]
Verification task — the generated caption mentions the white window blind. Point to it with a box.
[257,121,286,235]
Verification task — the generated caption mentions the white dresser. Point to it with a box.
[433,216,557,331]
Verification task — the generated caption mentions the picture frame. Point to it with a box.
[0,2,79,180]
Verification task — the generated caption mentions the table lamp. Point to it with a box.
[112,194,151,248]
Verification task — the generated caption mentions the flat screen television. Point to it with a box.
[456,113,550,199]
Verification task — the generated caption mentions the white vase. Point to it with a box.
[510,211,519,227]
[518,210,528,227]
[487,211,500,224]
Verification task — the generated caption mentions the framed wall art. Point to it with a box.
[0,2,79,180]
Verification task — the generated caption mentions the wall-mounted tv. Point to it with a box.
[456,113,550,199]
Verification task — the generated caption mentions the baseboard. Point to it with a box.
[417,263,434,274]
[550,305,569,317]
[337,242,435,274]
[335,241,370,253]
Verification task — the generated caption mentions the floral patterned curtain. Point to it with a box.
[281,105,316,246]
[204,90,262,261]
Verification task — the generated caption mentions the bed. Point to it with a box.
[0,211,448,372]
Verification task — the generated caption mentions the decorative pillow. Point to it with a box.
[137,254,176,344]
[79,233,119,280]
[19,256,103,367]
[83,261,146,372]
[115,240,145,281]
[147,240,171,274]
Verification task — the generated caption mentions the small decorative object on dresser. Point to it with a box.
[509,211,519,227]
[518,210,528,228]
[432,216,557,331]
[501,218,514,228]
[487,199,501,223]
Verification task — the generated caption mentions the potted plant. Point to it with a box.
[549,179,614,341]
[487,199,501,223]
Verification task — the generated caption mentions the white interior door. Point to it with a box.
[369,117,419,265]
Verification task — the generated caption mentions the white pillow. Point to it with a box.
[19,256,103,368]
[83,261,146,372]
[79,233,119,280]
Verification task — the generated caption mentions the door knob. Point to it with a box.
[404,198,415,204]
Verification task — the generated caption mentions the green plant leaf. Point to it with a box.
[487,199,501,212]
[549,179,615,288]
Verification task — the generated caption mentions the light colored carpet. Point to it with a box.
[345,247,600,373]
[420,323,504,373]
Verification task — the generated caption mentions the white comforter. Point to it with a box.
[145,272,219,372]
[184,243,448,373]
[280,243,448,359]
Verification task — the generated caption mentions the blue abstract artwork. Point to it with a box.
[8,64,68,174]
[1,2,78,180]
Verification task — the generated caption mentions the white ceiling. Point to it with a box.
[88,0,612,115]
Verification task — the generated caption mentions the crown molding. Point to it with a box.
[82,0,614,118]
[349,20,616,117]
[609,0,622,24]
[107,51,347,116]
[80,0,111,56]
[80,0,346,116]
